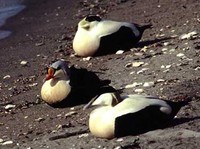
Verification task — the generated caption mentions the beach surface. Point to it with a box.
[0,0,200,148]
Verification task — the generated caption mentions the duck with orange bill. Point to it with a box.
[41,60,71,105]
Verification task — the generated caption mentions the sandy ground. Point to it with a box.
[0,0,200,148]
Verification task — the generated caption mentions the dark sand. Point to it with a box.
[0,0,200,148]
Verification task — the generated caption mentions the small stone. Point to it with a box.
[3,75,11,79]
[176,53,185,57]
[83,57,91,61]
[137,68,149,74]
[0,138,3,143]
[134,52,144,56]
[2,140,13,145]
[141,46,148,52]
[78,133,89,138]
[143,82,155,87]
[125,82,142,89]
[35,117,44,122]
[194,66,200,71]
[171,34,178,38]
[132,62,145,67]
[5,104,16,110]
[65,111,77,117]
[116,138,123,142]
[156,79,165,83]
[29,83,38,87]
[134,88,144,93]
[116,50,124,54]
[179,31,198,40]
[162,48,168,52]
[163,69,170,73]
[170,48,176,52]
[125,62,132,68]
[163,42,169,46]
[35,42,44,46]
[161,65,165,69]
[20,61,28,66]
[166,65,171,69]
[114,146,121,149]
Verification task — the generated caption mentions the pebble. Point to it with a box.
[29,83,38,87]
[141,46,148,52]
[20,60,28,66]
[83,57,91,61]
[1,140,13,145]
[162,48,168,52]
[5,104,16,110]
[65,111,77,117]
[116,138,124,142]
[194,66,200,71]
[179,31,198,40]
[137,68,149,74]
[161,65,165,69]
[0,138,3,143]
[3,75,11,79]
[176,53,185,57]
[166,65,171,69]
[125,82,142,89]
[116,50,124,54]
[134,52,144,56]
[35,42,44,46]
[170,48,176,52]
[156,79,165,83]
[132,62,145,67]
[35,117,44,122]
[143,82,155,87]
[163,42,169,46]
[134,88,144,93]
[78,133,89,138]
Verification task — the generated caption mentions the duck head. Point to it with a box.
[83,92,122,110]
[78,15,102,30]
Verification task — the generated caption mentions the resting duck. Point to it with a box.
[41,60,71,105]
[84,93,188,139]
[41,60,115,107]
[73,15,151,57]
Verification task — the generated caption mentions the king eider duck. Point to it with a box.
[73,15,151,57]
[84,93,188,139]
[41,60,116,107]
[41,60,71,105]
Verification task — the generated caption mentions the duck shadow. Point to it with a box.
[50,66,117,108]
[95,37,172,56]
[115,116,200,138]
[135,37,172,48]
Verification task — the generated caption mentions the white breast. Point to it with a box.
[41,79,71,104]
[73,28,100,57]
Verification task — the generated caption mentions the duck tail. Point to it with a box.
[135,23,152,33]
[166,97,191,117]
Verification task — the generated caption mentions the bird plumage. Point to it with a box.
[85,93,188,139]
[41,60,71,105]
[73,15,151,57]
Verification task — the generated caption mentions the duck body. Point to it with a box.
[41,77,71,105]
[87,93,188,139]
[73,15,151,57]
